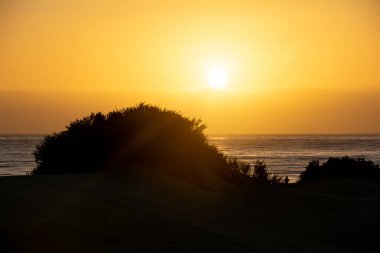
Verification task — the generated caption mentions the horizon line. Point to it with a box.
[1,132,379,136]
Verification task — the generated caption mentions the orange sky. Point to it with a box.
[1,0,379,134]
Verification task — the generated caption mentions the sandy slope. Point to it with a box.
[0,170,379,252]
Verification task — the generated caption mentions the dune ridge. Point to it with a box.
[1,170,379,252]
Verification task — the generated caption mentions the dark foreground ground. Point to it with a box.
[0,169,379,252]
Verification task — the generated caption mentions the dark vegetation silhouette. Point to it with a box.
[298,156,380,184]
[226,158,283,184]
[252,160,283,184]
[33,103,252,186]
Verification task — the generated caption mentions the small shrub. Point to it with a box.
[298,156,380,184]
[269,173,284,185]
[227,157,250,175]
[222,157,251,185]
[253,160,269,181]
[251,160,284,184]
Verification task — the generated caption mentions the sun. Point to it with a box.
[207,67,228,90]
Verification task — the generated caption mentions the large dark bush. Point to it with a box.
[33,103,244,185]
[298,156,380,184]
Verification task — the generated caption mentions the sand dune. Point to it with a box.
[1,170,379,252]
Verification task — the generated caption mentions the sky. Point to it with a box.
[0,0,379,134]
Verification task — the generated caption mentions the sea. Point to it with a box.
[1,134,380,182]
[209,134,380,182]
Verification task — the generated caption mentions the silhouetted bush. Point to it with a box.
[253,160,269,181]
[269,173,283,185]
[298,160,321,183]
[252,160,284,184]
[33,103,250,186]
[226,157,250,175]
[298,156,380,184]
[223,157,252,185]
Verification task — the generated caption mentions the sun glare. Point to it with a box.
[207,67,228,90]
